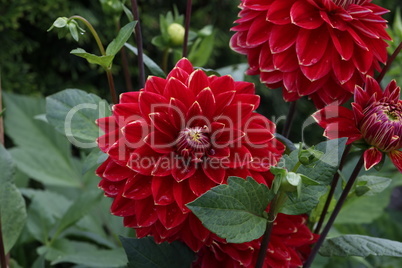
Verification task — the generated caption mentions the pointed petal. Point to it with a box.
[363,147,383,170]
[389,150,402,173]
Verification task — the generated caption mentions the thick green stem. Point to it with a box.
[255,193,287,268]
[303,154,364,268]
[68,15,118,103]
[69,16,106,56]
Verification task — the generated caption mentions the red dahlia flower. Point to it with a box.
[313,76,402,172]
[194,214,318,268]
[96,58,285,252]
[230,0,391,108]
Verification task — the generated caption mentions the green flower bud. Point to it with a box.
[167,23,185,46]
[280,172,301,193]
[298,147,323,166]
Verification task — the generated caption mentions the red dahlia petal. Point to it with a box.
[139,91,169,121]
[102,159,134,182]
[144,76,166,95]
[157,202,187,230]
[119,91,140,103]
[296,27,329,67]
[189,169,218,196]
[290,0,323,29]
[188,69,210,95]
[98,179,125,197]
[209,75,235,95]
[202,161,226,184]
[166,67,191,84]
[152,176,175,205]
[123,174,152,200]
[272,49,299,72]
[111,192,136,217]
[175,58,194,74]
[173,179,197,213]
[128,144,161,175]
[122,119,148,147]
[226,146,253,168]
[171,162,196,182]
[196,87,216,120]
[233,81,255,94]
[165,78,195,108]
[144,131,174,154]
[247,13,272,46]
[135,197,159,227]
[269,24,298,54]
[363,147,383,170]
[389,150,402,173]
[266,0,293,25]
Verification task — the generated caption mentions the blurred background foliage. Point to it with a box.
[1,0,402,267]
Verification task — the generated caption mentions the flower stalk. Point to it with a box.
[376,41,402,83]
[130,0,145,88]
[255,192,288,268]
[303,154,365,268]
[282,100,297,138]
[0,72,7,268]
[314,144,352,234]
[182,0,192,57]
[68,15,118,104]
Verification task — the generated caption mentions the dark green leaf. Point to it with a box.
[46,88,110,144]
[355,175,392,197]
[281,185,327,215]
[1,183,26,252]
[188,33,215,67]
[120,236,195,268]
[320,235,402,257]
[124,43,166,77]
[187,176,273,243]
[106,21,136,56]
[52,190,102,238]
[71,48,114,69]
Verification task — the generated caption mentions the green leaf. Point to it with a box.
[215,63,249,82]
[3,92,81,187]
[320,235,402,257]
[297,138,347,185]
[0,144,14,183]
[124,43,166,77]
[120,236,195,268]
[23,189,71,242]
[281,185,328,215]
[187,176,273,243]
[50,241,127,267]
[0,169,27,253]
[52,190,102,238]
[188,33,215,67]
[106,21,136,56]
[46,88,110,145]
[70,48,114,69]
[68,22,79,41]
[355,175,392,197]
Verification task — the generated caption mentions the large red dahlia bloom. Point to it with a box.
[194,214,318,268]
[230,0,391,108]
[96,58,285,252]
[313,76,402,172]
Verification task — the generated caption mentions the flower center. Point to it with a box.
[176,126,211,158]
[331,0,366,8]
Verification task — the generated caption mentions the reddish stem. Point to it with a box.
[376,41,402,83]
[130,0,145,88]
[183,0,192,57]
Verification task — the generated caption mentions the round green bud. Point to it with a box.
[167,23,185,46]
[280,172,301,193]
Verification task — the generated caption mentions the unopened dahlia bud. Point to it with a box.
[168,23,185,46]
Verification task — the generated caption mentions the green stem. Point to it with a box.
[183,0,193,57]
[282,100,297,139]
[68,15,118,103]
[303,154,364,268]
[0,72,7,268]
[162,48,170,74]
[376,41,402,83]
[106,70,118,104]
[314,144,352,234]
[69,15,106,56]
[130,0,145,88]
[255,193,287,268]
